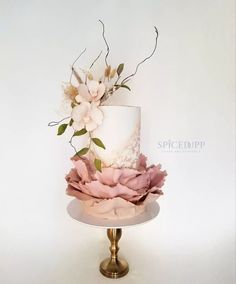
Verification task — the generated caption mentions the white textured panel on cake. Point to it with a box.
[91,106,141,168]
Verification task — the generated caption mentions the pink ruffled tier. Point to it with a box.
[66,154,167,219]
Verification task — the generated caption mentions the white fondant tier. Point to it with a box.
[91,106,141,168]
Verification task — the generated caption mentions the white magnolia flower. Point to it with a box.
[75,80,105,104]
[71,102,103,131]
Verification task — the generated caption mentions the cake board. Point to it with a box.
[67,199,160,279]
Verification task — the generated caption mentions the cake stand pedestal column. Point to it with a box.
[100,228,129,278]
[67,199,160,279]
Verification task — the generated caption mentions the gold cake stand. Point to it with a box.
[67,199,160,279]
[100,228,129,278]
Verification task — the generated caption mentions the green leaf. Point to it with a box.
[57,124,68,135]
[76,147,89,156]
[94,158,102,172]
[117,63,124,76]
[92,138,106,149]
[69,119,74,126]
[120,84,131,91]
[73,128,87,137]
[114,84,131,91]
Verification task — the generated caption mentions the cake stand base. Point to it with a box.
[67,199,160,279]
[99,228,129,279]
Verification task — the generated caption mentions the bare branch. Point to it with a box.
[69,135,78,155]
[48,116,71,127]
[99,20,110,66]
[71,48,87,67]
[69,48,87,83]
[72,67,83,84]
[89,50,103,69]
[121,27,159,84]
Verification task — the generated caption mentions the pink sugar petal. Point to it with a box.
[147,165,167,188]
[143,192,160,204]
[83,197,145,219]
[95,168,140,186]
[65,153,167,207]
[129,186,163,203]
[68,181,81,191]
[136,154,147,171]
[85,181,115,198]
[95,168,121,186]
[136,187,147,195]
[71,155,95,175]
[65,168,79,183]
[119,168,140,184]
[85,181,139,200]
[73,160,91,182]
[77,182,93,196]
[148,185,164,195]
[114,183,140,199]
[66,185,93,201]
[125,172,151,190]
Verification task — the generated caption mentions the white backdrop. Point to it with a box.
[0,0,235,283]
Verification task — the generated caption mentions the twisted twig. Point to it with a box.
[69,135,78,154]
[48,116,71,127]
[89,50,103,69]
[121,27,159,84]
[99,20,110,67]
[69,48,87,83]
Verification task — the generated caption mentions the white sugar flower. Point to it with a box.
[71,102,103,131]
[75,80,105,104]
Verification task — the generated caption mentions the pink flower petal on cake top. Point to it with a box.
[73,159,91,182]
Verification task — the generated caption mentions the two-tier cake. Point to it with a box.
[49,22,167,219]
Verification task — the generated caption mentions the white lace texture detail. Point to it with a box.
[110,122,140,169]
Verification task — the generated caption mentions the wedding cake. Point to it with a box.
[49,22,167,219]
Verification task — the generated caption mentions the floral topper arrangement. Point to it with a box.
[49,20,159,171]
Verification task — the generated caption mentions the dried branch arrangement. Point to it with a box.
[49,20,159,171]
